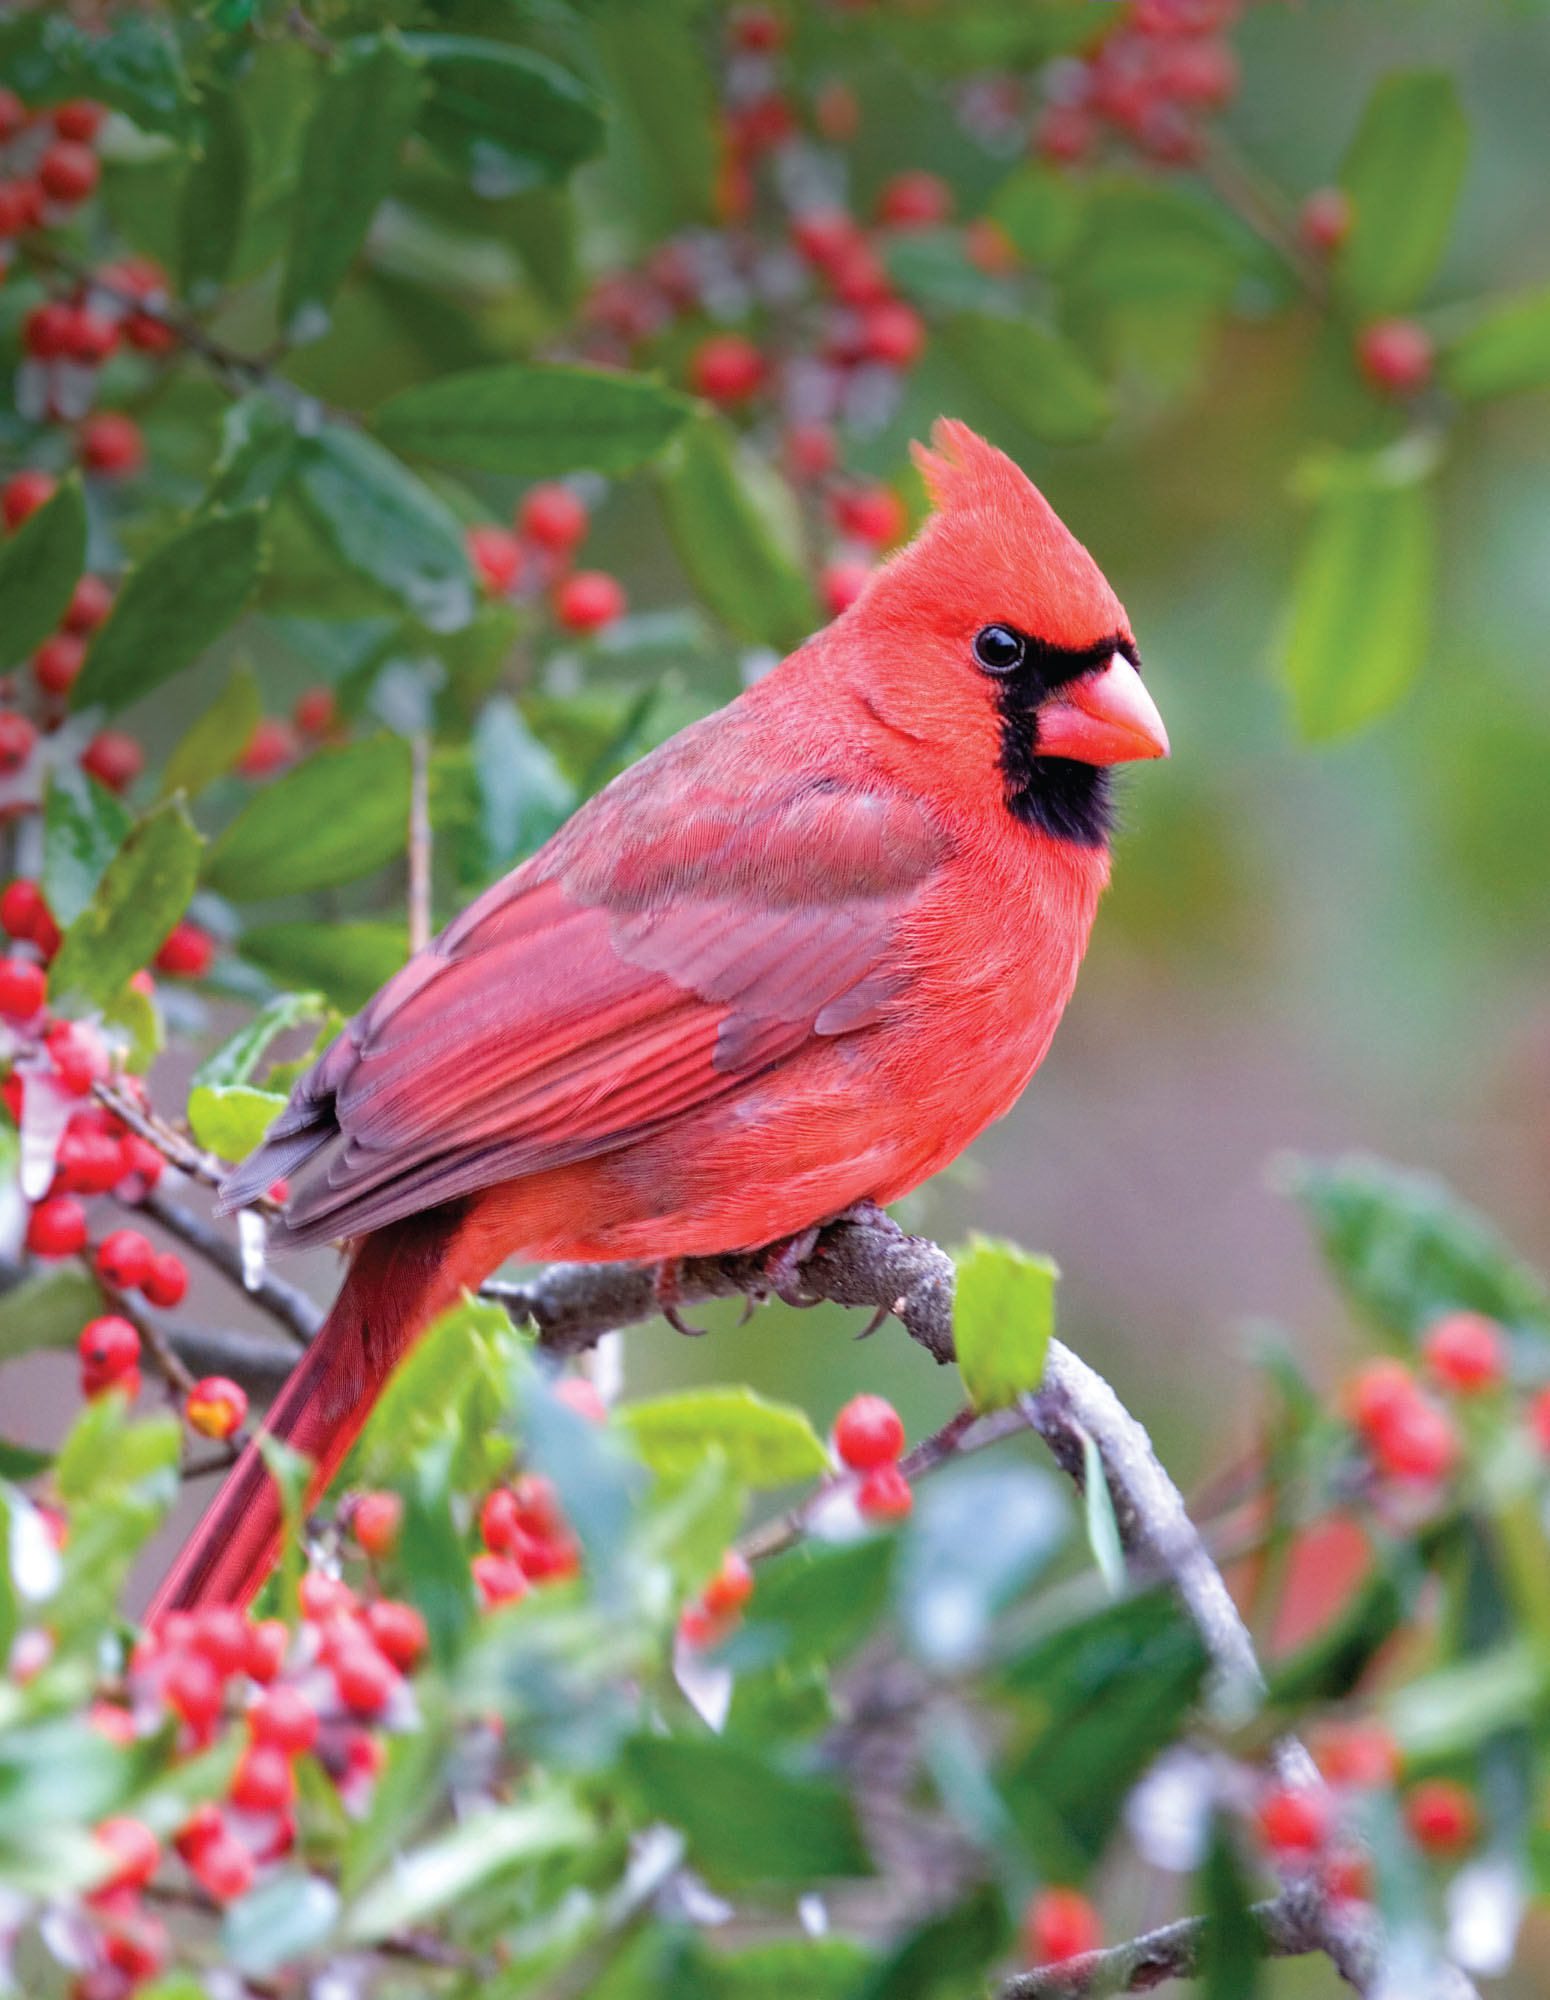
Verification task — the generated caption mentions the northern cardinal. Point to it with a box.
[149,420,1167,1617]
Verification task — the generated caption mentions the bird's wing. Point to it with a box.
[222,766,946,1245]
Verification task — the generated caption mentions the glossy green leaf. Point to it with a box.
[1198,1819,1264,2000]
[205,396,298,514]
[656,417,818,651]
[159,665,262,801]
[747,1538,895,1671]
[1384,1641,1545,1759]
[1443,288,1550,400]
[204,734,411,900]
[0,12,194,139]
[0,1268,103,1363]
[71,509,266,715]
[186,1084,285,1162]
[238,921,407,1012]
[943,313,1112,444]
[403,33,605,191]
[897,1463,1066,1669]
[0,1440,52,1480]
[292,426,474,634]
[179,87,248,303]
[1279,473,1435,743]
[375,363,694,476]
[50,801,203,1012]
[42,764,132,929]
[223,1874,339,1977]
[280,35,423,343]
[193,990,329,1090]
[952,1234,1057,1412]
[1278,1153,1550,1338]
[591,7,716,230]
[624,1737,868,1887]
[619,1387,829,1488]
[851,1884,1008,2000]
[343,1794,591,1941]
[472,696,576,870]
[0,476,85,672]
[1336,72,1468,314]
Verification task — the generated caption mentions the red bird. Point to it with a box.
[150,420,1168,1617]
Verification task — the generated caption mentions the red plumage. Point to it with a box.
[149,420,1167,1620]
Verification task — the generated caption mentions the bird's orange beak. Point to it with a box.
[1035,653,1170,766]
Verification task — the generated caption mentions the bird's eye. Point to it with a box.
[973,624,1025,674]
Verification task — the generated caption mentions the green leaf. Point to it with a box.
[292,426,474,634]
[1081,1431,1126,1598]
[624,1737,868,1887]
[179,87,249,304]
[194,990,330,1090]
[403,33,605,192]
[1384,1641,1546,1759]
[619,1387,829,1488]
[897,1463,1066,1669]
[1197,1819,1263,2000]
[1278,1153,1550,1339]
[186,1084,285,1162]
[42,763,133,929]
[1443,287,1550,401]
[591,6,716,230]
[0,13,194,140]
[223,1873,339,1977]
[851,1884,1008,2000]
[72,509,266,715]
[50,801,203,1013]
[280,34,423,343]
[943,314,1112,445]
[375,363,695,476]
[159,665,262,800]
[205,395,298,514]
[204,735,411,900]
[0,1268,102,1363]
[239,920,407,1012]
[344,1794,592,1942]
[472,696,576,871]
[952,1234,1057,1412]
[1279,472,1435,743]
[714,1940,872,2000]
[1336,72,1468,314]
[747,1538,895,1671]
[0,475,85,671]
[0,1441,53,1479]
[656,417,818,651]
[56,1398,181,1506]
[989,164,1087,270]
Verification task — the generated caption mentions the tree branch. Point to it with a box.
[135,1188,322,1346]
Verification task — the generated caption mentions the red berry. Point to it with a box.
[28,1193,89,1258]
[688,332,765,405]
[190,1607,251,1679]
[821,559,871,618]
[0,712,35,774]
[363,1598,428,1668]
[1370,1397,1458,1484]
[64,574,114,634]
[481,1486,522,1553]
[185,1377,248,1441]
[552,1376,608,1423]
[292,685,336,736]
[1322,1848,1373,1906]
[352,1490,403,1558]
[677,1601,733,1650]
[554,570,626,632]
[1022,1887,1102,1967]
[1343,1358,1417,1438]
[333,1644,397,1714]
[79,413,144,478]
[0,89,23,142]
[964,217,1019,276]
[1404,1779,1478,1856]
[1529,1385,1550,1457]
[79,1315,140,1377]
[125,308,177,355]
[860,299,926,369]
[57,1126,126,1195]
[230,1742,296,1813]
[784,421,837,481]
[1357,318,1434,395]
[832,484,908,547]
[172,1802,222,1861]
[701,1550,754,1617]
[53,101,104,143]
[39,141,99,205]
[0,954,44,1020]
[154,920,214,978]
[833,1393,906,1470]
[65,306,119,365]
[2,469,58,529]
[1421,1312,1506,1395]
[1035,104,1095,165]
[468,523,523,594]
[790,209,864,269]
[25,300,75,360]
[473,1552,530,1608]
[190,1830,253,1903]
[240,1619,289,1681]
[249,1685,317,1754]
[1256,1783,1331,1858]
[33,632,86,697]
[141,1252,188,1309]
[299,1570,356,1623]
[2,879,58,951]
[93,1815,160,1895]
[163,1651,223,1728]
[729,3,784,50]
[518,482,589,551]
[117,1132,164,1191]
[1311,1720,1399,1790]
[95,1229,154,1291]
[1301,186,1352,253]
[237,716,297,779]
[1155,35,1239,105]
[877,170,953,228]
[47,1020,110,1094]
[81,730,144,793]
[856,1463,913,1519]
[829,244,892,308]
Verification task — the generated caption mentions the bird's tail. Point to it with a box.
[146,1207,473,1621]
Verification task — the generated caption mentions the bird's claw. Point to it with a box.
[653,1259,708,1337]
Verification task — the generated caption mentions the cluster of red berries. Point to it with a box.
[467,481,628,635]
[0,92,107,259]
[1291,190,1439,398]
[472,1470,583,1606]
[1341,1310,1511,1492]
[833,1392,914,1518]
[1032,0,1242,170]
[234,684,340,782]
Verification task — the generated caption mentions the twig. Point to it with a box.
[1196,130,1328,305]
[408,730,432,956]
[93,1078,232,1195]
[134,1187,322,1346]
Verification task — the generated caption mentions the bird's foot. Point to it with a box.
[759,1223,823,1309]
[653,1258,708,1337]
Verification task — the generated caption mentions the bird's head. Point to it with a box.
[835,418,1168,847]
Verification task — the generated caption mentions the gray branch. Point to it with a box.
[137,1188,323,1346]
